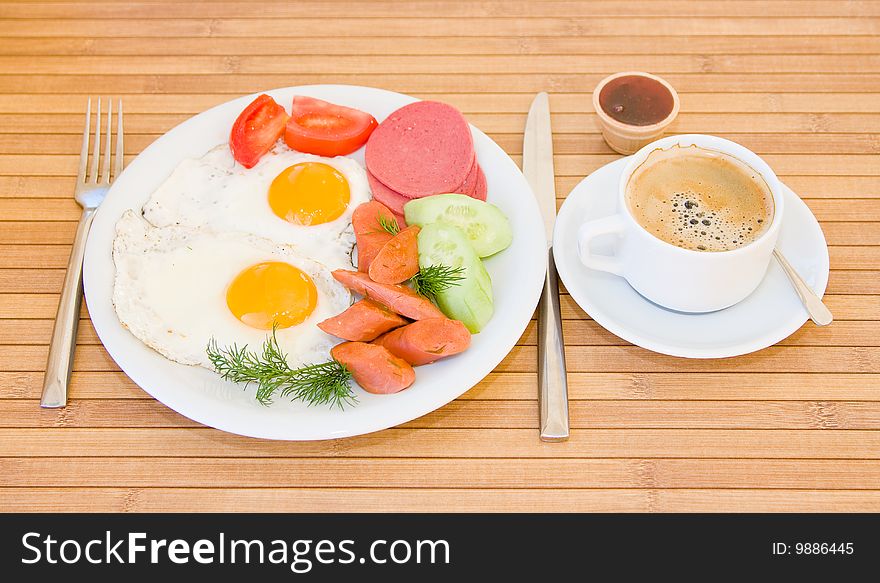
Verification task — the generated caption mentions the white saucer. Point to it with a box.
[553,157,830,359]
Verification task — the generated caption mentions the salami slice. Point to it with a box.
[469,165,488,201]
[367,169,410,215]
[457,157,480,196]
[365,101,475,198]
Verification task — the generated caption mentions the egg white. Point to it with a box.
[141,144,369,270]
[112,210,351,370]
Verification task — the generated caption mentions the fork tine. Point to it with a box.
[89,98,101,183]
[101,99,112,184]
[114,100,124,179]
[77,98,91,184]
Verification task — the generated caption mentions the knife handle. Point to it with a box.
[538,247,570,442]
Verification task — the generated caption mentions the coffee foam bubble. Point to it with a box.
[625,145,774,252]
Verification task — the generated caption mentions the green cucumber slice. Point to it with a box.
[417,222,494,333]
[404,194,512,258]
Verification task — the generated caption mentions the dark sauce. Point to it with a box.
[598,75,674,126]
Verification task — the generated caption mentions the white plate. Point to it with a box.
[83,85,546,440]
[553,157,830,359]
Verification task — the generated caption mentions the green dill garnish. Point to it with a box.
[206,328,356,409]
[410,264,466,302]
[377,213,400,236]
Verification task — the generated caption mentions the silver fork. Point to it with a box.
[41,98,123,408]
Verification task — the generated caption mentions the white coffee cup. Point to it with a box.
[577,134,785,313]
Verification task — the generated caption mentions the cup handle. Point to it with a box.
[577,214,626,276]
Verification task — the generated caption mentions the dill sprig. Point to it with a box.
[410,264,466,302]
[206,329,357,409]
[377,213,400,236]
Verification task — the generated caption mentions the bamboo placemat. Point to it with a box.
[1,0,878,512]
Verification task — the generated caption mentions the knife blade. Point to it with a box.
[523,92,570,442]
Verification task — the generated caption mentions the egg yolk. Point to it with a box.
[268,162,350,226]
[226,261,318,330]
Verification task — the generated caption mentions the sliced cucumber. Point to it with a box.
[417,222,493,333]
[404,194,512,258]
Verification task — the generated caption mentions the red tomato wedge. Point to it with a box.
[229,94,289,169]
[284,96,378,157]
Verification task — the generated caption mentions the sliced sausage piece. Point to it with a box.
[352,201,396,272]
[469,165,487,201]
[391,211,407,229]
[331,341,416,394]
[365,101,475,198]
[332,269,444,321]
[457,158,479,196]
[367,170,411,216]
[373,318,471,366]
[368,225,421,284]
[318,299,409,342]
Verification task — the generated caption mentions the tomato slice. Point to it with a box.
[284,96,378,157]
[229,94,289,169]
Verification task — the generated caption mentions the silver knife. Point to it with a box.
[523,92,570,442]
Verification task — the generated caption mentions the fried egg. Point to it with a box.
[112,211,351,369]
[142,145,370,270]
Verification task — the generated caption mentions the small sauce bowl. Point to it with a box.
[592,71,680,154]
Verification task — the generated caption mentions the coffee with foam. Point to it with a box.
[625,145,774,252]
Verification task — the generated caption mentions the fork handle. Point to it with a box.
[41,207,96,408]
